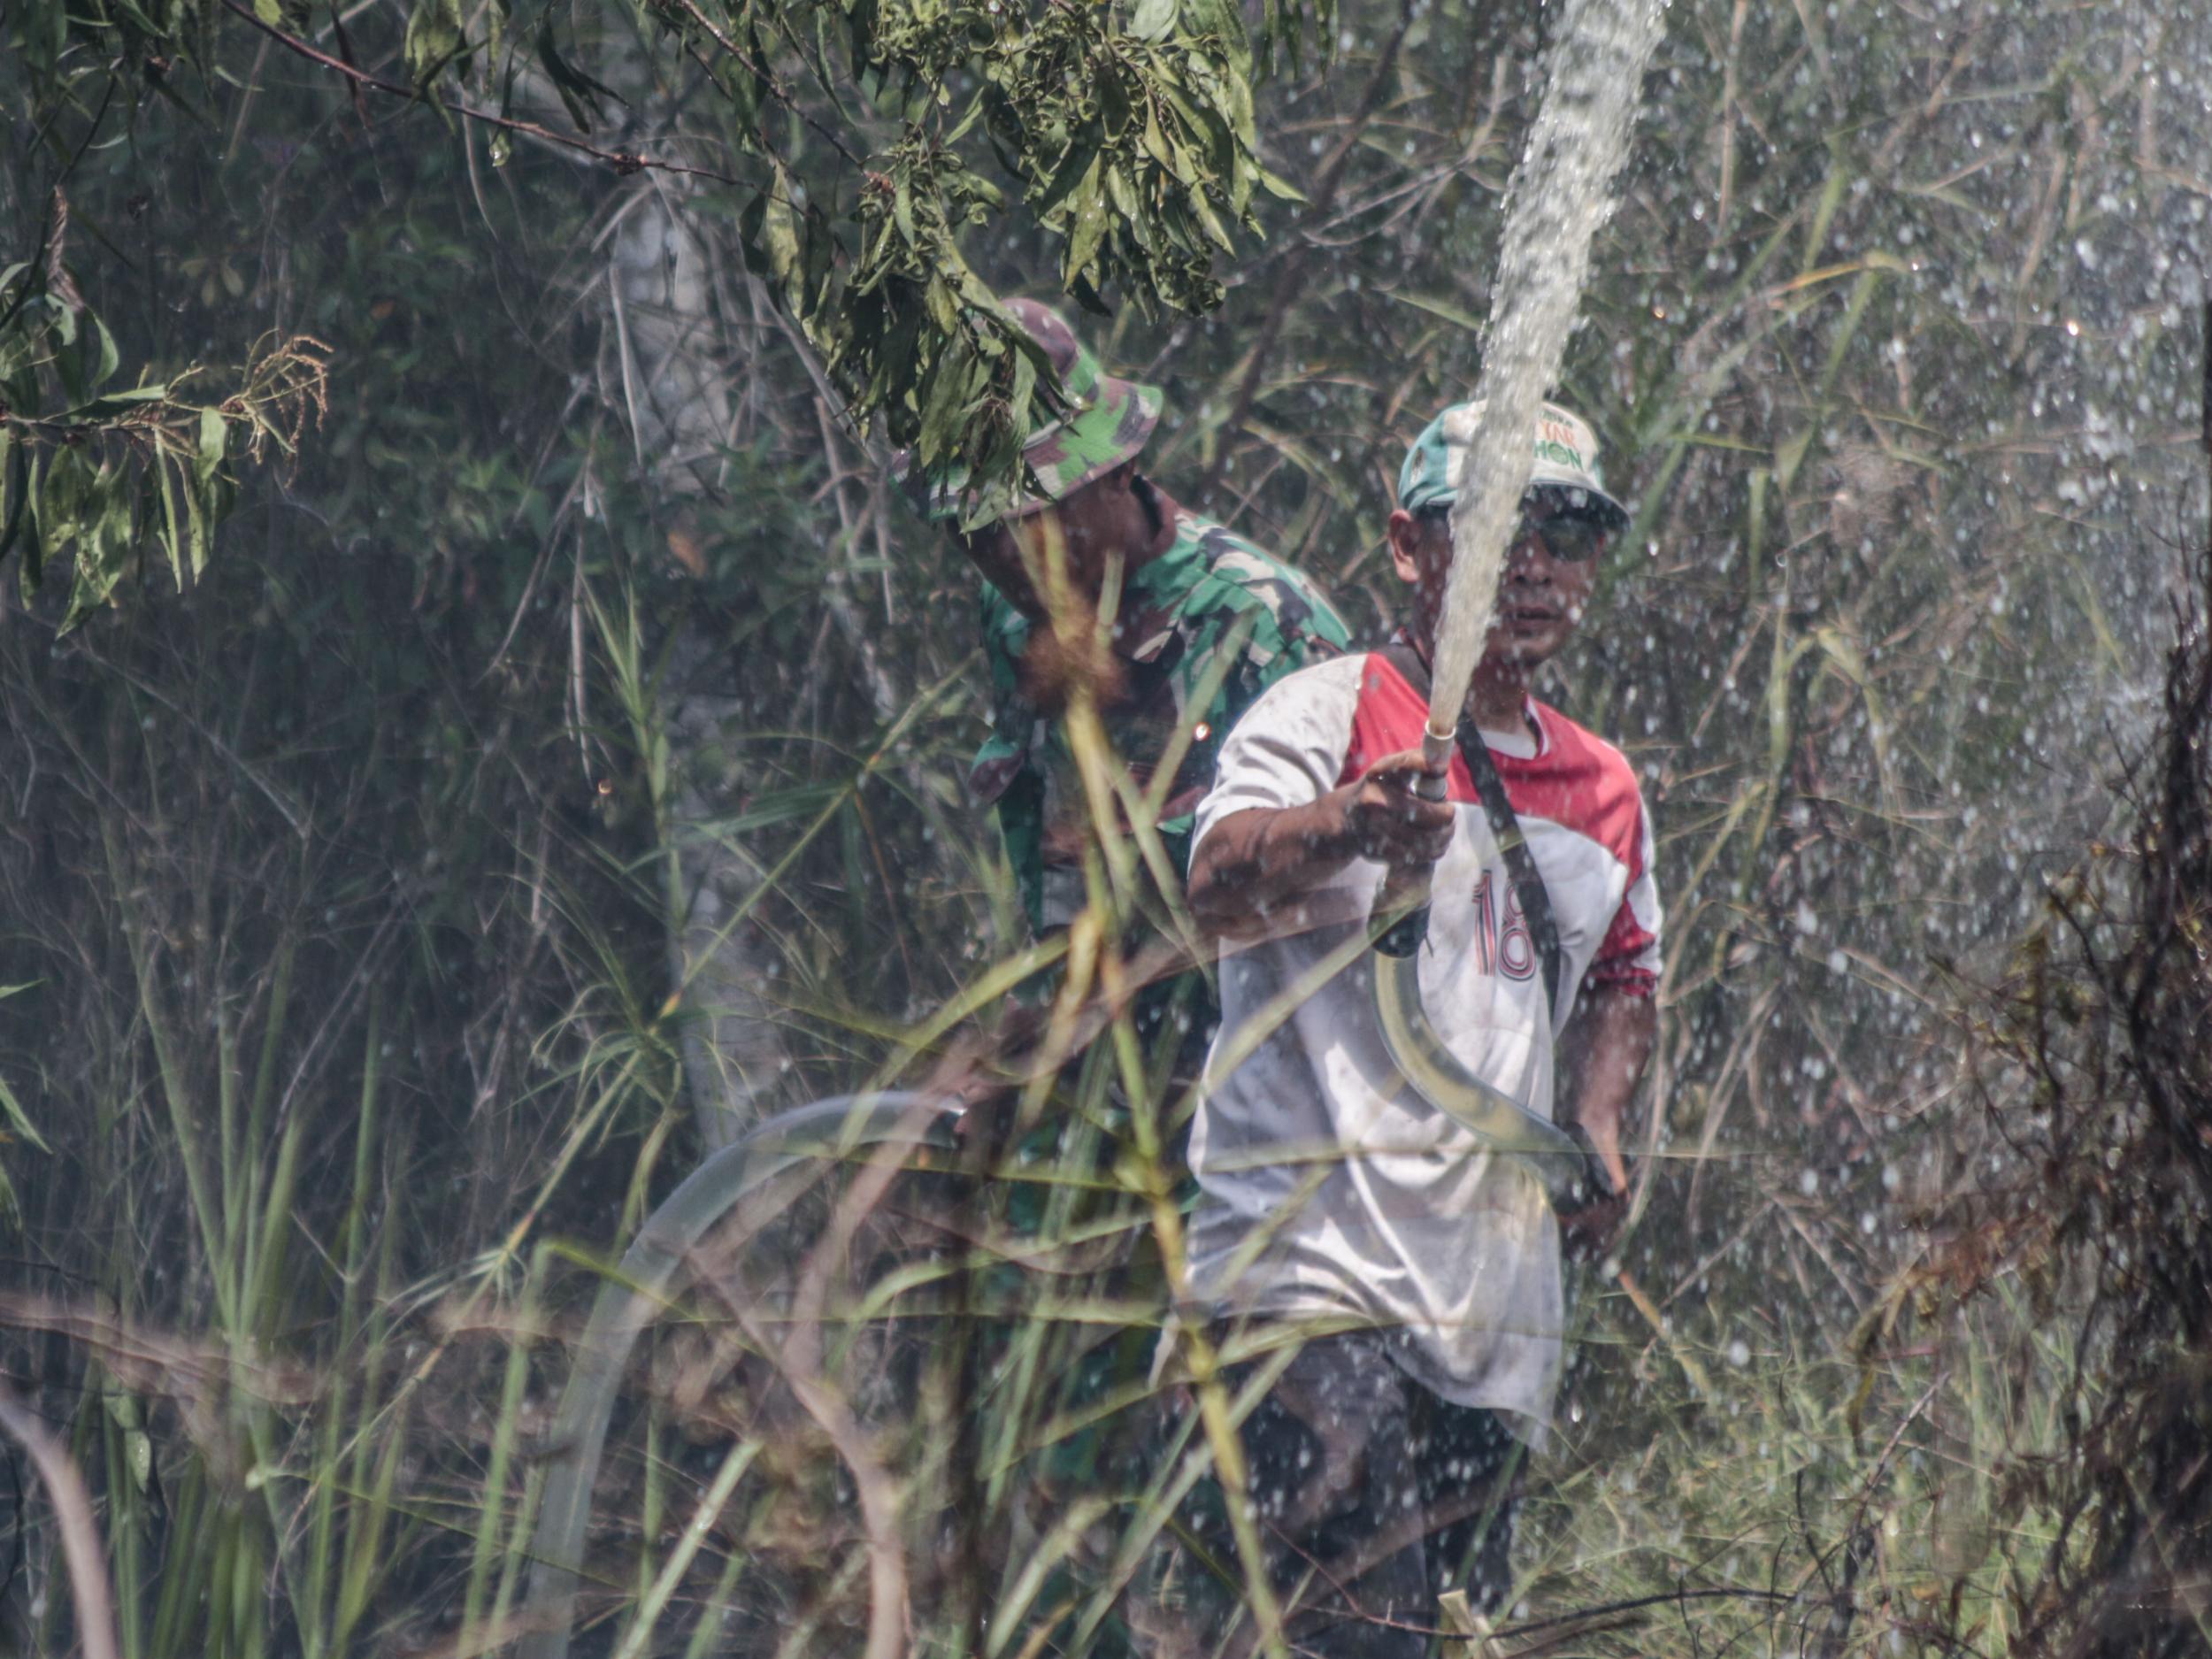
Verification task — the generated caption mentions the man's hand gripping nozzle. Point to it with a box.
[1372,723,1456,959]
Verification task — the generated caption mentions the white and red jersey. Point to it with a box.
[1185,649,1661,1431]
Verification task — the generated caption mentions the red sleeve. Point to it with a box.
[1586,794,1661,996]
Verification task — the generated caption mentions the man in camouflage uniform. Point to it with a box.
[910,298,1353,948]
[898,304,1355,1612]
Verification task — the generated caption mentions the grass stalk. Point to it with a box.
[609,1439,762,1659]
[303,997,384,1651]
[460,1257,542,1648]
[106,826,240,1337]
[680,1539,755,1659]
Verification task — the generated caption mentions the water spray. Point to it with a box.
[1371,0,1662,1183]
[1417,0,1664,772]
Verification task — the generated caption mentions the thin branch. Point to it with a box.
[219,0,748,187]
[651,0,864,168]
[694,1262,910,1659]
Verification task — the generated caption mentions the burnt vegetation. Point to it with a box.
[1936,528,2212,1657]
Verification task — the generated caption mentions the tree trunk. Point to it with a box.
[607,171,792,1149]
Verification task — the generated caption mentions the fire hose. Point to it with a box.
[1370,945,1596,1208]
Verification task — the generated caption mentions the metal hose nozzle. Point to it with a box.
[1419,724,1456,790]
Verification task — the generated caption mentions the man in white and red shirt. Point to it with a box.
[1179,401,1661,1654]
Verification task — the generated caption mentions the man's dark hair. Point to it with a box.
[1415,503,1453,534]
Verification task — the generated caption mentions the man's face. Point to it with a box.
[953,464,1154,624]
[1386,496,1604,670]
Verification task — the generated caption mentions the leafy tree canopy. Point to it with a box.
[5,0,1325,613]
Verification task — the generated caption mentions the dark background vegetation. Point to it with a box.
[2,0,2208,1651]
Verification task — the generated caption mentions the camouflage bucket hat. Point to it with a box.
[1399,399,1632,533]
[905,298,1164,524]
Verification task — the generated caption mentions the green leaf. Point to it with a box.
[535,16,623,132]
[1065,184,1110,280]
[0,1062,49,1154]
[35,445,82,557]
[1157,82,1228,176]
[11,452,40,603]
[760,166,803,299]
[90,316,120,388]
[62,384,173,422]
[916,334,975,464]
[1130,0,1177,40]
[1187,187,1232,252]
[55,310,118,403]
[98,1387,153,1492]
[925,275,958,337]
[196,407,226,491]
[1180,0,1238,43]
[1007,341,1037,434]
[1105,163,1138,222]
[1773,428,1813,493]
[182,452,210,578]
[1140,103,1177,172]
[1067,269,1112,317]
[57,463,134,634]
[1385,288,1484,332]
[157,448,184,588]
[737,189,770,277]
[1099,71,1132,139]
[799,206,834,311]
[1035,127,1102,219]
[403,0,467,82]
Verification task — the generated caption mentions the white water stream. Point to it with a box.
[1422,0,1667,759]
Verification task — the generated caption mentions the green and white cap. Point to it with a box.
[1398,399,1630,530]
[902,297,1163,525]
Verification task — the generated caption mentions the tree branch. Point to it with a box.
[219,0,749,187]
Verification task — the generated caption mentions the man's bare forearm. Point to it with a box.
[1189,750,1454,934]
[1187,796,1358,931]
[1556,987,1657,1193]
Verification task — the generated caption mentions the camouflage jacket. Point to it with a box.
[972,510,1354,934]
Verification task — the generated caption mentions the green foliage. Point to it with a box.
[0,208,327,632]
[6,0,1321,549]
[656,0,1314,493]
